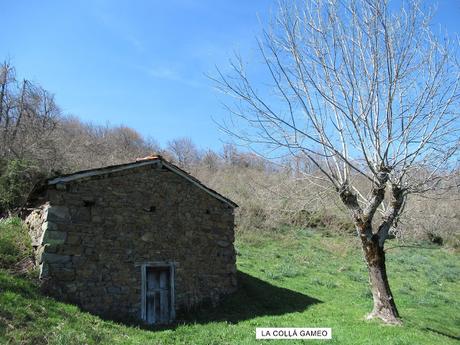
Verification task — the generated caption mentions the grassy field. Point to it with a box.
[0,221,459,344]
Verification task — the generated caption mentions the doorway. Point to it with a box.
[141,262,175,324]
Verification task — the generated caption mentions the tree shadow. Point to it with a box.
[425,328,460,341]
[178,271,322,325]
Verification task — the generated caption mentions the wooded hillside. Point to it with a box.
[0,61,458,248]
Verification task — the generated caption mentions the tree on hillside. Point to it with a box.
[167,137,200,170]
[50,118,159,171]
[214,0,460,323]
[0,61,59,165]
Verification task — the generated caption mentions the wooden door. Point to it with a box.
[145,267,171,324]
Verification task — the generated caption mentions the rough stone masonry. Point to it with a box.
[25,157,238,323]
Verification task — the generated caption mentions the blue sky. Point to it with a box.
[1,0,459,150]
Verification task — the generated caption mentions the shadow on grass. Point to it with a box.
[0,269,321,333]
[0,270,39,298]
[425,328,460,341]
[178,271,322,325]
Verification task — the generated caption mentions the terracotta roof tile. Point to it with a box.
[135,154,162,162]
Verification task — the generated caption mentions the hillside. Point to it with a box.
[0,223,459,345]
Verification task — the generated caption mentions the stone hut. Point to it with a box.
[25,155,237,325]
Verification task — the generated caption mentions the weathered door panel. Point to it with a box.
[145,267,171,324]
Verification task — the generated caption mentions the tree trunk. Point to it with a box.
[340,183,401,324]
[361,235,401,324]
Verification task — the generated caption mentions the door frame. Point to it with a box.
[140,261,176,324]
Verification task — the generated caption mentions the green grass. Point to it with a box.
[0,217,32,269]
[0,224,459,344]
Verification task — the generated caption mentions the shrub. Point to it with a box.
[0,159,43,214]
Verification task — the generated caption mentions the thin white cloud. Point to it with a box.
[88,3,144,52]
[147,66,206,89]
[122,33,144,52]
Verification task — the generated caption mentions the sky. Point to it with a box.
[1,0,459,150]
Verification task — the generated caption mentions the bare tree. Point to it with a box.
[214,0,460,324]
[167,137,200,170]
[0,61,59,165]
[202,149,221,172]
[51,118,159,171]
[222,143,239,166]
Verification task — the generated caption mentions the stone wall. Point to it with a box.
[25,163,237,322]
